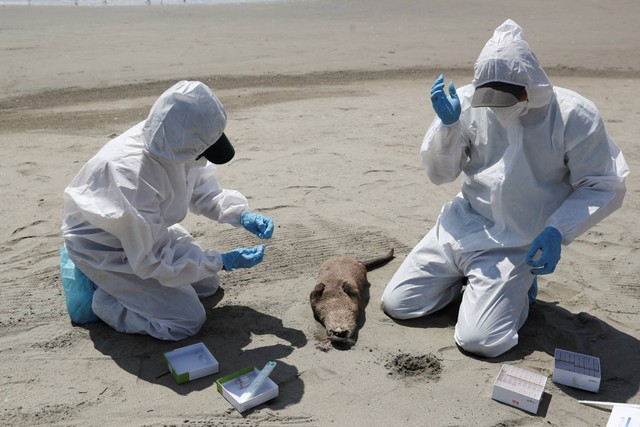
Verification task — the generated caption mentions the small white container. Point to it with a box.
[552,348,601,392]
[162,342,219,384]
[216,366,279,413]
[492,364,547,414]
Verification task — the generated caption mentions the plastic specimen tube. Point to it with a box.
[239,361,277,403]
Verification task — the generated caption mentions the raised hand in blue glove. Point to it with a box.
[220,244,265,271]
[430,74,461,125]
[240,211,274,239]
[526,226,562,275]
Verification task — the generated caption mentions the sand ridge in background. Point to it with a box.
[0,1,638,426]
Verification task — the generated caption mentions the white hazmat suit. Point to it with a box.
[62,81,250,340]
[381,20,628,357]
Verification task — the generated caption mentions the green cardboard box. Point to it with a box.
[216,366,279,412]
[163,342,219,384]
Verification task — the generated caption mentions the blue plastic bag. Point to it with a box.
[59,247,100,324]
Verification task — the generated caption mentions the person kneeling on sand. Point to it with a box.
[381,19,628,358]
[61,80,274,341]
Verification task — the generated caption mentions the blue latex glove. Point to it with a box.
[430,74,461,125]
[526,226,562,275]
[240,211,274,239]
[220,244,265,271]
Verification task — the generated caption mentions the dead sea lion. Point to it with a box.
[310,249,394,348]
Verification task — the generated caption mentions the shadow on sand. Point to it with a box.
[84,287,307,413]
[390,296,639,405]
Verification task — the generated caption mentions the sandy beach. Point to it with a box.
[0,1,638,425]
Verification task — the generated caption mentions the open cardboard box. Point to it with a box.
[492,364,547,414]
[216,366,279,413]
[552,348,601,392]
[162,342,219,384]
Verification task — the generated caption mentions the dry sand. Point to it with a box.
[0,1,638,426]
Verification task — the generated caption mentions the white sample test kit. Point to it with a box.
[552,348,601,392]
[216,365,279,413]
[492,364,547,414]
[162,342,220,384]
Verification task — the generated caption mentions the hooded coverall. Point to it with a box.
[381,20,629,357]
[62,81,249,340]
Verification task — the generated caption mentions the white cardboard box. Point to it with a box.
[162,342,219,384]
[552,348,601,392]
[606,405,640,427]
[492,364,547,414]
[216,366,279,413]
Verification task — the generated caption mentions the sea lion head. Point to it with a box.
[310,279,360,344]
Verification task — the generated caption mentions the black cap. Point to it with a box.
[199,133,235,164]
[471,82,527,107]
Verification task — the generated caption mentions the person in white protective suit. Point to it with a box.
[61,80,275,341]
[381,19,629,358]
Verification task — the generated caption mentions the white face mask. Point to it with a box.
[491,101,528,127]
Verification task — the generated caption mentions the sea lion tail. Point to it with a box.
[360,248,394,271]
